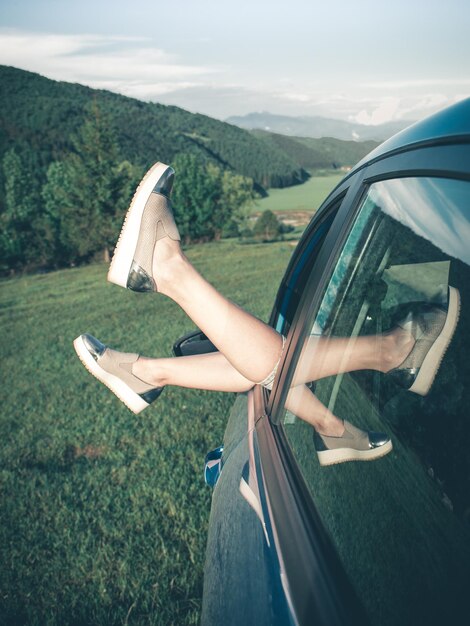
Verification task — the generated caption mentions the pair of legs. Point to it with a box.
[76,161,458,463]
[131,235,413,436]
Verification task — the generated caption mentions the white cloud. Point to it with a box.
[362,78,470,90]
[278,92,312,103]
[372,178,470,265]
[348,92,469,126]
[0,29,467,123]
[0,29,216,95]
[352,97,401,126]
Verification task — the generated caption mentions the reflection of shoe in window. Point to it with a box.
[388,286,460,396]
[313,421,392,466]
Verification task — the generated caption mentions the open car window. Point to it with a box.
[280,176,470,625]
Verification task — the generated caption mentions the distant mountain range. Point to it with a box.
[226,112,413,142]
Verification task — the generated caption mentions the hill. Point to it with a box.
[251,130,379,170]
[0,65,307,194]
[0,66,381,273]
[227,111,411,142]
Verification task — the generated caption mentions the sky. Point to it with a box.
[0,0,469,125]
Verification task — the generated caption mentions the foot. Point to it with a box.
[387,286,460,395]
[313,420,392,466]
[107,162,181,292]
[73,334,164,414]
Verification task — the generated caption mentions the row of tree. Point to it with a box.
[0,110,260,273]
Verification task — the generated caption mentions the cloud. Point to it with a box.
[278,92,312,103]
[352,97,401,126]
[371,178,470,266]
[0,29,216,95]
[0,29,467,123]
[361,78,470,90]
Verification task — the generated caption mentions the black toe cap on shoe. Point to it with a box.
[82,334,107,361]
[153,166,175,198]
[368,432,391,449]
[387,367,419,390]
[140,387,165,404]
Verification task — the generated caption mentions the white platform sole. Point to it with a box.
[317,439,393,466]
[73,336,149,414]
[107,162,170,288]
[409,286,460,396]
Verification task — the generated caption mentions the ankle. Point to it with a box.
[153,247,187,296]
[132,357,166,388]
[378,335,398,372]
[316,416,345,437]
[379,330,414,373]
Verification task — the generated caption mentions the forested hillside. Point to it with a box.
[0,66,378,273]
[0,65,306,194]
[0,66,310,272]
[251,130,379,170]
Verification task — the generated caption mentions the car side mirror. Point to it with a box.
[173,329,218,357]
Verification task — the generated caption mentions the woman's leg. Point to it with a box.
[133,328,412,436]
[152,237,283,384]
[150,236,414,388]
[134,350,344,434]
[292,328,415,386]
[136,350,256,393]
[134,330,412,392]
[285,384,344,435]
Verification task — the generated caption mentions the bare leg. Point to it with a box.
[153,238,283,383]
[133,330,411,436]
[136,350,256,393]
[134,331,411,391]
[292,329,414,386]
[151,237,413,388]
[285,384,344,435]
[134,350,344,434]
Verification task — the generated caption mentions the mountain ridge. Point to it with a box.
[226,111,413,142]
[0,65,306,193]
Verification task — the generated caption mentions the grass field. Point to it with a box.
[0,240,294,625]
[253,172,344,214]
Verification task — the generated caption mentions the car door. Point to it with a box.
[254,141,470,626]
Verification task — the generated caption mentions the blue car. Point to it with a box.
[175,99,470,626]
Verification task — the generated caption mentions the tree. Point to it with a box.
[171,154,256,243]
[253,210,282,241]
[171,153,221,243]
[220,170,257,237]
[0,149,50,271]
[41,106,141,266]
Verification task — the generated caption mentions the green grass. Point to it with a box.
[253,172,344,214]
[0,240,294,626]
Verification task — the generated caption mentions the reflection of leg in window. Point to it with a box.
[291,330,415,386]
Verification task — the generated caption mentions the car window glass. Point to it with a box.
[281,176,470,625]
[272,199,342,337]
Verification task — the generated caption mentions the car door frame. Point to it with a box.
[251,139,470,626]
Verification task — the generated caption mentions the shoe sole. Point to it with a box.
[409,286,460,396]
[317,439,393,466]
[73,335,149,414]
[107,162,170,289]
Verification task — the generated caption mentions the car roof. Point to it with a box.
[350,97,470,175]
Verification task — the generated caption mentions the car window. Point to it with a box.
[280,176,470,625]
[272,197,343,337]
